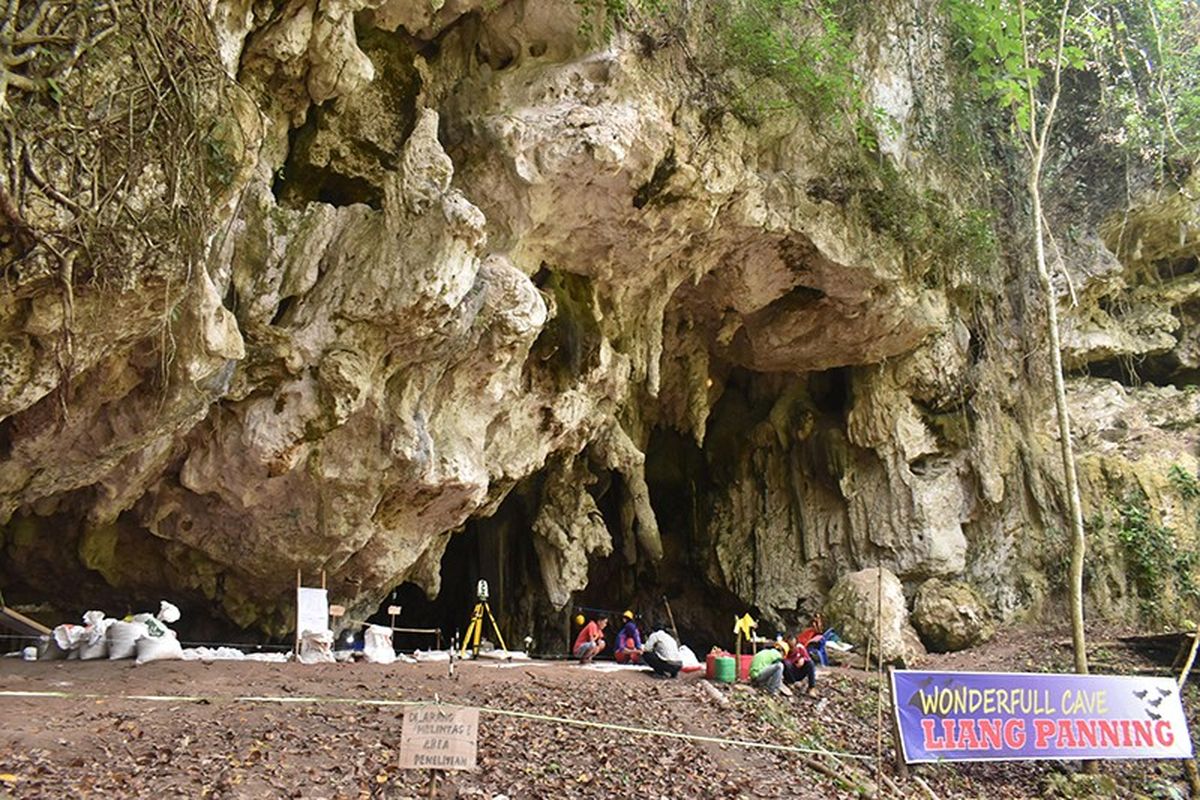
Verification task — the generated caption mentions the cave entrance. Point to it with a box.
[369,485,554,654]
[640,425,746,652]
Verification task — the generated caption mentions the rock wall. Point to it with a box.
[2,0,1199,641]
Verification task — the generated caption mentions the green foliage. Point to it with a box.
[1085,1,1200,161]
[834,155,998,284]
[708,0,860,120]
[588,0,867,127]
[945,0,1200,160]
[1169,463,1200,499]
[946,0,1083,134]
[1113,493,1200,620]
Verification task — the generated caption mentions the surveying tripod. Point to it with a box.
[460,580,509,657]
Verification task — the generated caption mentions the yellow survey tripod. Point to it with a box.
[460,579,508,657]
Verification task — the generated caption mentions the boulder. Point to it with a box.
[911,578,995,652]
[824,567,925,665]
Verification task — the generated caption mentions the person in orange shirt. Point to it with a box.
[573,616,608,663]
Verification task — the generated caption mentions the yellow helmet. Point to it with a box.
[775,640,790,655]
[622,610,634,620]
[574,614,585,626]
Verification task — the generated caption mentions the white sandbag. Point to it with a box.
[132,612,172,639]
[413,649,451,662]
[363,625,395,665]
[52,624,85,652]
[37,635,67,660]
[298,630,335,664]
[136,629,183,665]
[679,645,701,669]
[156,601,180,624]
[107,620,148,660]
[78,612,113,660]
[78,638,108,660]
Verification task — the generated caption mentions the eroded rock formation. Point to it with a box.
[2,0,1199,644]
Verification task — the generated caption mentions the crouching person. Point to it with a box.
[614,610,642,664]
[641,624,682,678]
[573,616,608,663]
[749,641,790,696]
[783,634,817,697]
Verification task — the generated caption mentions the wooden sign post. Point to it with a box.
[400,705,479,797]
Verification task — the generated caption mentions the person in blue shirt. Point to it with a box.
[614,610,643,664]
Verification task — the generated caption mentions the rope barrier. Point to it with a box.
[0,688,876,762]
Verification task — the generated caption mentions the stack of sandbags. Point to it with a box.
[48,610,116,660]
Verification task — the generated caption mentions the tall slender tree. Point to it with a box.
[949,0,1089,676]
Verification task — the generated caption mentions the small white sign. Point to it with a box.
[400,705,479,771]
[387,605,402,616]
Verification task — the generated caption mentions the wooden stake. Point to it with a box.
[663,595,680,643]
[887,666,910,781]
[294,568,301,658]
[1177,622,1200,798]
[875,564,884,795]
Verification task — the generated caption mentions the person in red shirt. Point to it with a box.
[783,633,817,696]
[797,612,828,666]
[573,617,608,663]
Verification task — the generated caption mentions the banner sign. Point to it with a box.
[400,705,479,771]
[891,670,1193,763]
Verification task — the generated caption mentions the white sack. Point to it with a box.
[679,645,701,669]
[79,612,114,660]
[298,630,335,664]
[136,629,183,664]
[157,601,181,624]
[107,620,148,660]
[363,625,395,665]
[51,624,85,652]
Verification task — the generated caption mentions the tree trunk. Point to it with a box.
[1029,161,1089,678]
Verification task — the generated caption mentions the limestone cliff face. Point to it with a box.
[2,0,1198,640]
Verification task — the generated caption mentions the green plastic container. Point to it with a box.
[713,656,736,683]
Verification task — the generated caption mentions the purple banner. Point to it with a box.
[891,670,1194,763]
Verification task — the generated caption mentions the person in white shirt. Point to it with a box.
[641,625,682,678]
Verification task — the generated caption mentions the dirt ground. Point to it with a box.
[0,624,1196,799]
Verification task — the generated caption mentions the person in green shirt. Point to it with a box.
[749,640,791,696]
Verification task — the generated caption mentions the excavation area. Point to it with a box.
[0,623,1195,799]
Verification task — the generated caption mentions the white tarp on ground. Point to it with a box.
[476,649,530,661]
[483,660,554,670]
[181,647,289,663]
[579,662,648,672]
